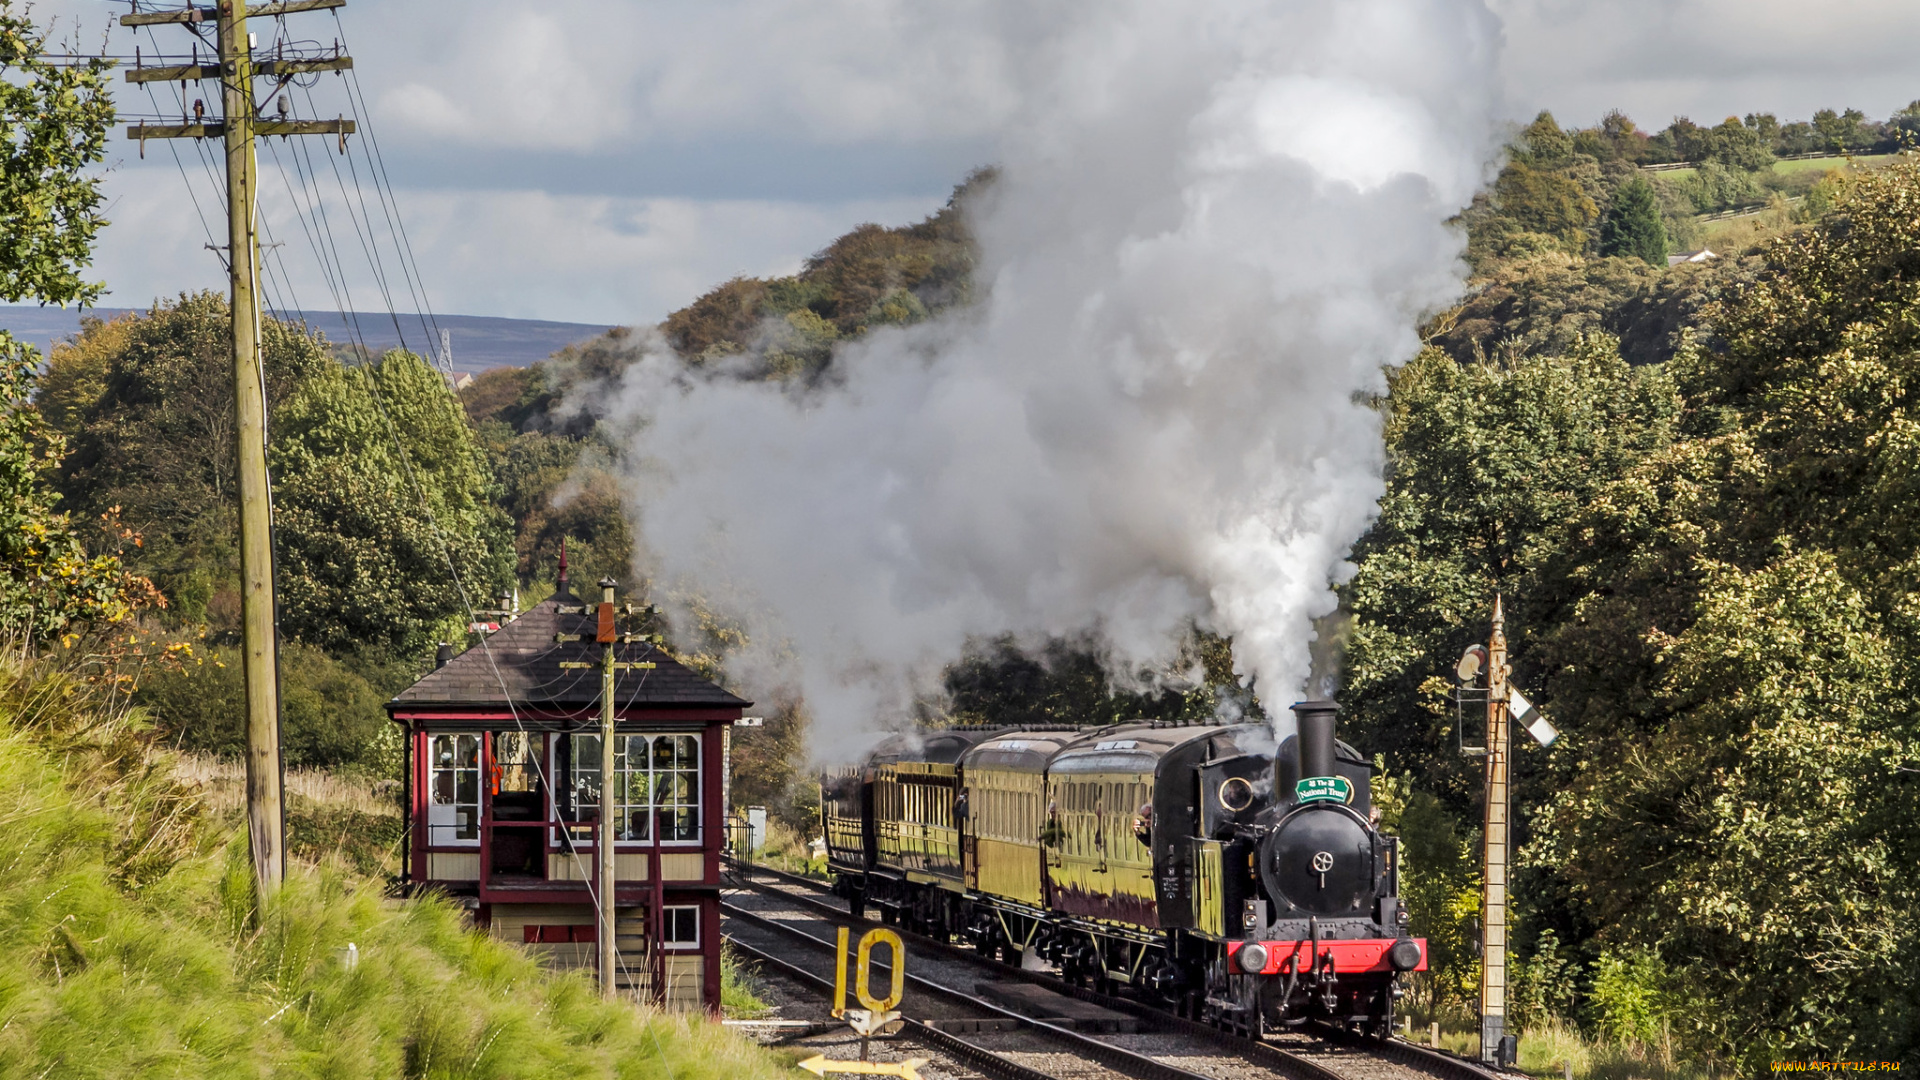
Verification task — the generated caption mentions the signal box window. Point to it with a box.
[428,733,481,846]
[565,733,702,844]
[662,905,700,949]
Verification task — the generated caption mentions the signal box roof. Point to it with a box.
[387,588,750,716]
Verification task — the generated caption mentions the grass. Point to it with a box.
[720,944,774,1019]
[0,653,795,1080]
[1401,1017,1725,1080]
[177,753,407,877]
[174,753,401,816]
[744,820,828,879]
[1771,152,1897,174]
[1650,152,1897,181]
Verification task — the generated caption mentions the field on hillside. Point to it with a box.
[1651,151,1898,180]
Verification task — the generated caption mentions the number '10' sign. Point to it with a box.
[831,926,906,1015]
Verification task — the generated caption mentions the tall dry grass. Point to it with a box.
[173,752,401,816]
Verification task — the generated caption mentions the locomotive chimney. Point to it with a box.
[1293,699,1339,780]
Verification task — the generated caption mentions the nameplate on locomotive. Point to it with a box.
[1295,776,1354,804]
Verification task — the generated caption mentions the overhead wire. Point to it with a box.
[126,3,673,1009]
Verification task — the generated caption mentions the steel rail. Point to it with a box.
[728,860,1498,1080]
[1308,1023,1512,1080]
[724,899,1221,1080]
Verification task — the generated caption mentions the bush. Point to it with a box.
[135,640,402,772]
[1589,948,1673,1047]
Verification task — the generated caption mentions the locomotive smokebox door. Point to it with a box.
[1261,803,1375,916]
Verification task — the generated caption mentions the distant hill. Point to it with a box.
[0,306,615,375]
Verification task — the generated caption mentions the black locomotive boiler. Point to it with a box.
[822,699,1426,1036]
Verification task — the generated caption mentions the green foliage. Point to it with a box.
[1597,177,1668,265]
[134,641,403,770]
[1589,949,1673,1046]
[1387,789,1481,1015]
[53,295,335,627]
[0,333,154,643]
[0,652,791,1079]
[271,349,512,655]
[1511,928,1579,1028]
[661,172,985,379]
[1812,107,1874,153]
[0,9,115,306]
[720,945,774,1019]
[1490,162,1598,250]
[1706,116,1771,172]
[1364,163,1920,1070]
[1655,161,1764,216]
[0,5,143,645]
[1343,338,1680,804]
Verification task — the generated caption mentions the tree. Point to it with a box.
[0,8,150,643]
[1709,116,1772,171]
[1531,164,1920,1067]
[0,335,155,643]
[1514,110,1573,167]
[53,294,333,626]
[1812,107,1872,153]
[1342,337,1682,809]
[271,350,512,656]
[1743,111,1781,150]
[0,12,114,306]
[1597,176,1669,265]
[1489,162,1598,249]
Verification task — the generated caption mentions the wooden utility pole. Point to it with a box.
[221,0,281,903]
[123,0,357,904]
[1480,595,1511,1066]
[558,583,656,1000]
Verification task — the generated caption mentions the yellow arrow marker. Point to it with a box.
[795,1055,928,1080]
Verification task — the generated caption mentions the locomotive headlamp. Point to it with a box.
[1237,942,1270,974]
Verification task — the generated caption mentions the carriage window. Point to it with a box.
[428,733,481,846]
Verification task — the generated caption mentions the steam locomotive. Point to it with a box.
[822,700,1426,1037]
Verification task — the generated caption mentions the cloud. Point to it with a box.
[31,0,1920,329]
[1491,0,1920,126]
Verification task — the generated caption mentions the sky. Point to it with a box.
[35,0,1920,329]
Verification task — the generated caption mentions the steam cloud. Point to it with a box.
[599,0,1503,755]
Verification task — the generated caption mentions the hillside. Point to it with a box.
[0,653,787,1079]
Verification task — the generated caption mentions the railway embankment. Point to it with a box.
[0,654,790,1079]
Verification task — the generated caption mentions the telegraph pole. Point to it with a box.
[123,0,356,904]
[1480,596,1511,1066]
[557,583,656,1000]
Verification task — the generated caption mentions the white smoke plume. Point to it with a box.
[600,0,1503,756]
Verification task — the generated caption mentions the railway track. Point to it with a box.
[724,859,1505,1080]
[727,890,1274,1080]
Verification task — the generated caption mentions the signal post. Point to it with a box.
[1480,597,1511,1066]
